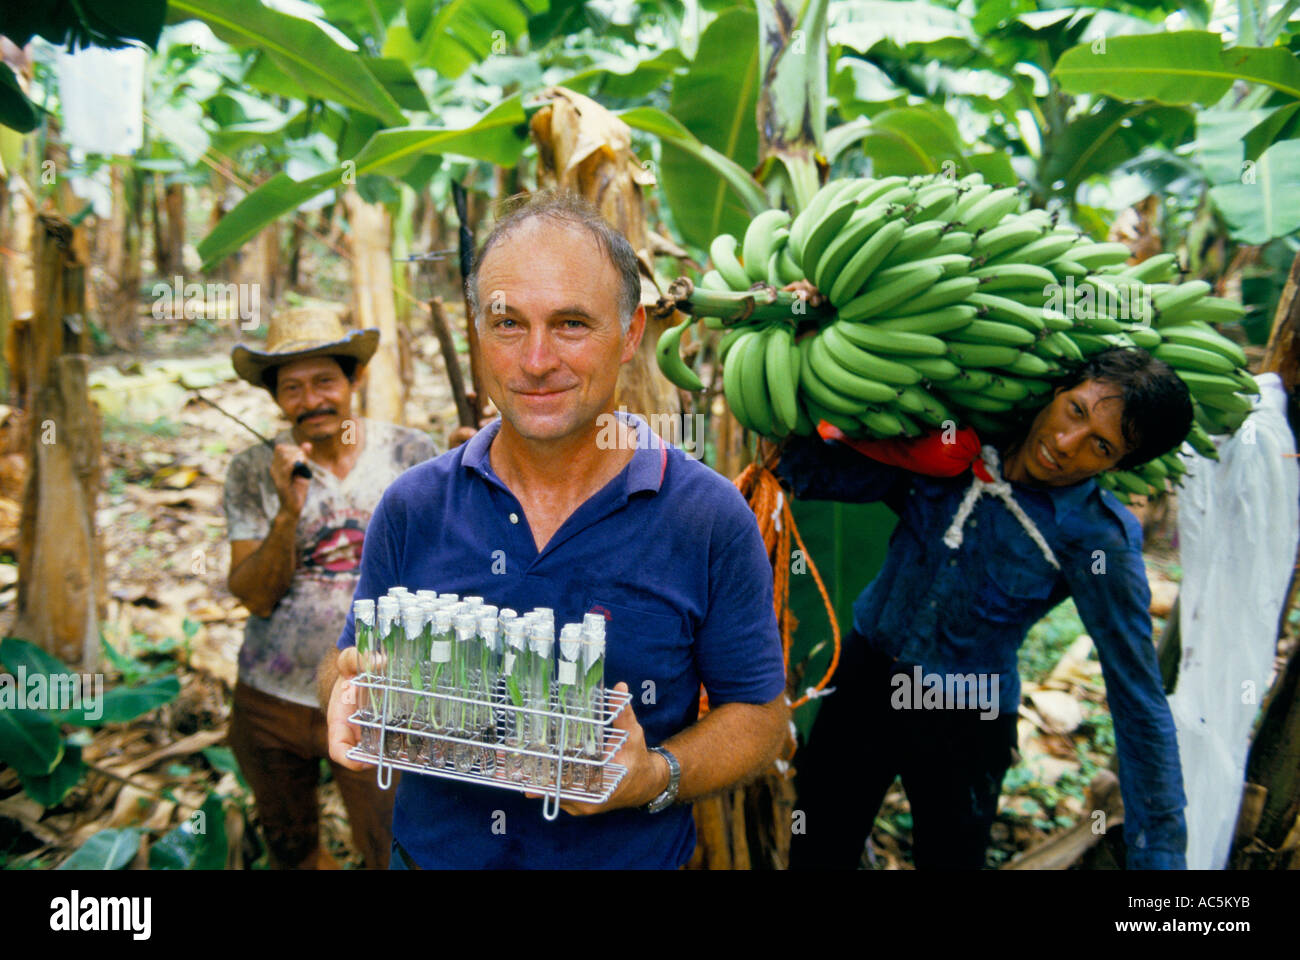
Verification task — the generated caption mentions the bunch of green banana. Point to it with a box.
[655,171,1257,486]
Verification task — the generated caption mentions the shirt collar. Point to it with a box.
[460,411,668,497]
[1045,475,1098,523]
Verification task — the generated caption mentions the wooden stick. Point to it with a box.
[429,296,475,429]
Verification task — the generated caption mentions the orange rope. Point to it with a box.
[696,456,842,735]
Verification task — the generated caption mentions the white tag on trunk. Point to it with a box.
[503,652,516,675]
[431,641,451,662]
[558,660,576,685]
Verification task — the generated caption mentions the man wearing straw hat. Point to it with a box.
[224,308,436,868]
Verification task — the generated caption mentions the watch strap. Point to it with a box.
[645,746,681,813]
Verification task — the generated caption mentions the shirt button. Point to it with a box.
[509,512,519,524]
[930,600,937,608]
[969,518,978,528]
[949,558,958,567]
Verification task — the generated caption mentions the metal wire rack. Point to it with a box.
[346,676,632,820]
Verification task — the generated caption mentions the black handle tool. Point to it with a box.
[188,390,312,479]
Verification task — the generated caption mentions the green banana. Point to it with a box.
[1121,324,1162,350]
[972,216,1044,261]
[1152,342,1236,375]
[817,326,922,387]
[939,369,996,392]
[869,254,971,287]
[1164,296,1248,325]
[860,406,906,437]
[738,326,776,436]
[1117,253,1179,284]
[970,263,1057,291]
[874,304,978,335]
[710,233,751,291]
[943,391,1017,413]
[723,331,758,430]
[898,276,981,315]
[968,292,1047,332]
[983,376,1030,402]
[886,354,962,381]
[838,263,945,322]
[1069,241,1132,270]
[698,269,730,292]
[949,319,1036,348]
[878,220,948,266]
[1195,390,1253,414]
[1158,324,1247,367]
[800,337,873,415]
[828,218,908,307]
[1176,369,1244,395]
[831,319,948,357]
[960,186,1022,232]
[800,196,863,281]
[743,210,793,282]
[655,316,705,392]
[813,204,892,294]
[1153,280,1212,320]
[1000,351,1053,377]
[788,179,854,265]
[764,324,800,434]
[946,341,1022,369]
[986,232,1078,267]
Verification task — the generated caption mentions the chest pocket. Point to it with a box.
[972,505,1060,625]
[586,598,689,706]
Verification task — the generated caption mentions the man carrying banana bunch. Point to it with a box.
[777,331,1193,871]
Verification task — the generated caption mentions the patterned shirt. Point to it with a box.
[224,418,436,706]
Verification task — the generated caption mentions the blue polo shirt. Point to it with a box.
[338,413,786,868]
[777,435,1187,869]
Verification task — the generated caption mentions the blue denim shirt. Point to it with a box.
[777,435,1187,869]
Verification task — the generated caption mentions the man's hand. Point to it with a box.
[271,441,313,516]
[530,682,668,817]
[325,646,366,771]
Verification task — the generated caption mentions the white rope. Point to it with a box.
[803,685,836,700]
[941,446,1060,570]
[772,490,784,534]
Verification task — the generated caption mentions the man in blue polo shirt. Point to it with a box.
[320,192,788,868]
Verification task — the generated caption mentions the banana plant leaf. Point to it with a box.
[1209,138,1300,244]
[619,106,768,232]
[148,792,228,870]
[651,7,763,249]
[0,707,63,777]
[197,94,528,269]
[19,743,86,808]
[786,499,897,740]
[1039,102,1193,197]
[411,0,550,78]
[168,0,406,126]
[1053,31,1300,105]
[58,828,141,870]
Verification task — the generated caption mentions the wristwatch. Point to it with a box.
[645,746,681,813]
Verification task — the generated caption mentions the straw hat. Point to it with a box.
[232,307,379,391]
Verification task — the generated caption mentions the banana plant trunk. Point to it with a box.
[12,215,105,667]
[344,188,405,425]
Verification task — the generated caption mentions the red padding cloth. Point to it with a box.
[815,421,988,480]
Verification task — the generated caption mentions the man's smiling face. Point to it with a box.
[474,218,643,444]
